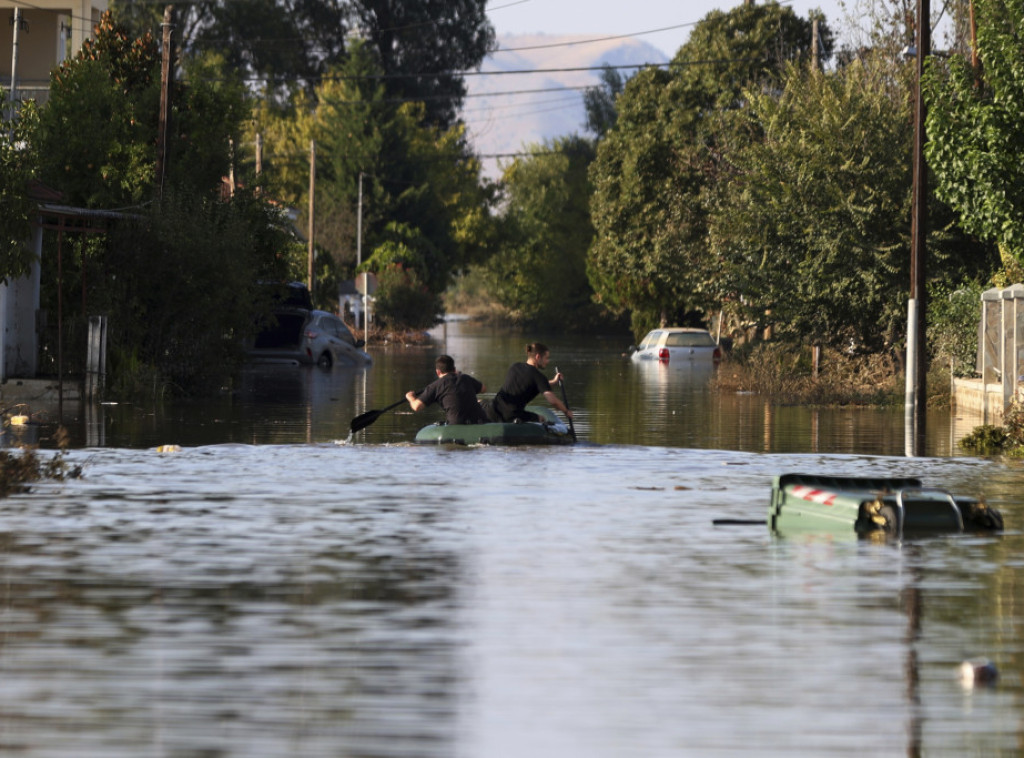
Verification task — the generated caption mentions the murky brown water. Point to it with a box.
[0,320,1020,757]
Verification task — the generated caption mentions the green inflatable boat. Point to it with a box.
[414,405,574,446]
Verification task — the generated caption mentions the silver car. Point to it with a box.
[302,311,372,368]
[630,327,722,365]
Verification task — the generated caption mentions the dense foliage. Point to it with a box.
[253,42,492,310]
[924,0,1024,274]
[486,136,599,329]
[708,60,913,352]
[112,0,494,127]
[0,95,40,280]
[588,4,832,338]
[29,14,289,395]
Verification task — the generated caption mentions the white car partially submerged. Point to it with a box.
[630,327,722,365]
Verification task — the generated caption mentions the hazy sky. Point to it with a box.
[487,0,848,58]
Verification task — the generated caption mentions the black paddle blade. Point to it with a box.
[349,398,408,434]
[350,409,383,434]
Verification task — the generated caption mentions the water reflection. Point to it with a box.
[0,439,1020,755]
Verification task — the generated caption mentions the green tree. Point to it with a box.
[254,45,491,308]
[488,136,599,328]
[0,96,41,280]
[583,66,625,139]
[588,4,831,338]
[708,61,914,352]
[36,13,253,207]
[35,13,161,208]
[30,13,289,395]
[924,0,1024,275]
[113,0,494,126]
[95,189,292,395]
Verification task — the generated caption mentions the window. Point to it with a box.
[664,331,716,348]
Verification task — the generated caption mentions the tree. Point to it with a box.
[924,0,1024,275]
[489,136,599,328]
[588,4,831,337]
[35,13,162,208]
[0,96,41,281]
[30,13,290,395]
[254,43,491,308]
[36,12,253,207]
[583,66,625,139]
[113,0,495,127]
[708,61,914,352]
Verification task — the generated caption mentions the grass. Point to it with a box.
[711,343,942,407]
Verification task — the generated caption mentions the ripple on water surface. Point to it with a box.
[0,443,1019,757]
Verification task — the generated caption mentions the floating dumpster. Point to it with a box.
[769,473,1003,538]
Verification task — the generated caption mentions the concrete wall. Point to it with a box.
[952,377,1009,424]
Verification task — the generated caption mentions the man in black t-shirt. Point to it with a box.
[487,342,573,423]
[406,355,488,425]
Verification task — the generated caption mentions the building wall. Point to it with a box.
[1,0,108,104]
[1,228,42,380]
[952,378,1008,425]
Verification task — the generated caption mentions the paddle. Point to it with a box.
[350,398,408,434]
[555,366,577,442]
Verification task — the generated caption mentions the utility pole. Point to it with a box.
[907,0,930,455]
[308,139,315,295]
[155,5,174,199]
[8,8,22,122]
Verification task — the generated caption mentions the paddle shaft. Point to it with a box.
[350,397,408,434]
[555,366,577,442]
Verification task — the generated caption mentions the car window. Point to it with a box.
[664,332,716,348]
[639,331,661,349]
[325,316,354,343]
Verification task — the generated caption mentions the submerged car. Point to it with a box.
[630,327,722,365]
[247,284,370,368]
[302,310,371,367]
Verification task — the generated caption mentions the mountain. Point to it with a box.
[464,34,669,178]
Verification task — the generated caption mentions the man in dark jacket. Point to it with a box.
[406,355,489,425]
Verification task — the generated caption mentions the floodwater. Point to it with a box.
[0,321,1021,757]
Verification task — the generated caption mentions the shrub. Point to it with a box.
[373,263,443,331]
[958,424,1009,454]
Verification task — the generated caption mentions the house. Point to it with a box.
[1,3,105,396]
[1,0,108,107]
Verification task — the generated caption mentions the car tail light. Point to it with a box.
[713,347,722,364]
[658,348,669,362]
[304,329,319,340]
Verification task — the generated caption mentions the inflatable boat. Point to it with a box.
[414,406,574,446]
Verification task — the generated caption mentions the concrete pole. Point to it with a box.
[8,8,21,121]
[907,0,930,455]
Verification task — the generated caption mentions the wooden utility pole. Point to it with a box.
[155,5,174,198]
[308,140,315,294]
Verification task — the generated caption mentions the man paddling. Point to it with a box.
[486,342,573,424]
[406,355,489,425]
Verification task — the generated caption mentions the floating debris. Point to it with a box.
[155,444,182,453]
[959,658,999,689]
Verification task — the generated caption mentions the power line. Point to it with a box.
[491,21,698,53]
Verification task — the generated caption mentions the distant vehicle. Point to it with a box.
[246,283,370,368]
[302,310,371,367]
[629,327,722,365]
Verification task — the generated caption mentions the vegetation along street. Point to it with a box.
[1,0,1018,408]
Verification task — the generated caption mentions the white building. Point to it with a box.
[1,0,107,383]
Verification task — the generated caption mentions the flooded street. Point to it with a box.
[0,321,1021,756]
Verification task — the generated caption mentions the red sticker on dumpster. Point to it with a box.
[791,486,837,506]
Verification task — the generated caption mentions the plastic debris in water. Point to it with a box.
[155,444,182,453]
[959,658,998,689]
